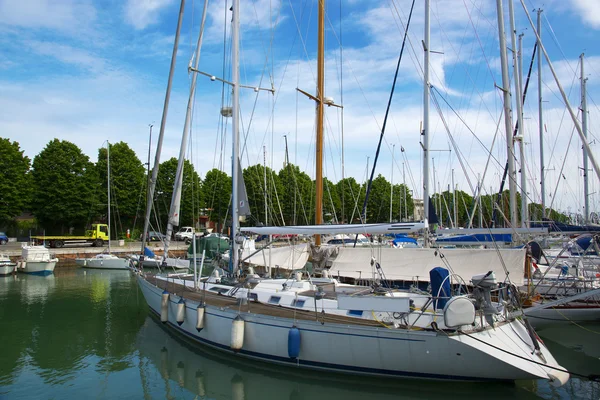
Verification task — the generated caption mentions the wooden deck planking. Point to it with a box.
[145,275,382,327]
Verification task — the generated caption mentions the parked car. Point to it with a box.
[0,232,7,245]
[175,226,195,242]
[140,231,167,242]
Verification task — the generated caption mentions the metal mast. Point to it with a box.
[496,0,518,228]
[423,0,431,240]
[509,0,528,227]
[390,144,395,222]
[314,0,325,245]
[107,141,111,254]
[164,0,209,258]
[140,0,185,253]
[520,0,600,184]
[537,9,546,219]
[231,0,241,271]
[581,53,590,224]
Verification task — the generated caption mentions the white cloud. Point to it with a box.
[24,40,105,71]
[0,0,96,33]
[124,0,175,30]
[571,0,600,29]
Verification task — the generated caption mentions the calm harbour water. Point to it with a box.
[0,268,599,400]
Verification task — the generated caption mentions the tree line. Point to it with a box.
[0,137,567,238]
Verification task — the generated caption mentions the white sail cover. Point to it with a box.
[244,243,309,270]
[241,222,427,235]
[328,247,526,286]
[237,160,251,217]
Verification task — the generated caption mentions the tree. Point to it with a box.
[242,164,284,226]
[154,158,202,231]
[202,168,231,232]
[363,174,391,222]
[323,177,341,223]
[31,139,100,232]
[393,183,413,222]
[0,138,32,226]
[278,164,313,225]
[97,142,146,235]
[336,177,363,223]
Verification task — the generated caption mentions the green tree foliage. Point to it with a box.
[360,174,388,222]
[278,164,314,225]
[336,177,364,223]
[323,177,341,223]
[202,168,231,231]
[96,142,146,234]
[0,138,32,226]
[242,164,283,226]
[31,139,100,232]
[393,183,414,222]
[154,158,202,231]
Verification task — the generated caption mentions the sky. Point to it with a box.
[1,0,600,219]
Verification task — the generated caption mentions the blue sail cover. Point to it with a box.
[144,247,156,258]
[429,267,451,310]
[392,236,418,246]
[435,233,512,244]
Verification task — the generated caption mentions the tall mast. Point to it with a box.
[581,53,590,224]
[452,169,457,227]
[496,0,518,228]
[107,141,111,254]
[140,0,185,253]
[164,0,209,258]
[314,0,325,245]
[520,0,600,184]
[403,162,407,221]
[390,144,395,222]
[423,0,431,241]
[509,0,527,227]
[537,9,545,219]
[231,0,241,271]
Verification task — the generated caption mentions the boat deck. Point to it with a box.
[145,275,383,327]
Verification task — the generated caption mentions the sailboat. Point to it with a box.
[80,142,130,270]
[136,0,571,385]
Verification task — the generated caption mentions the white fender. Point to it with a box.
[231,316,245,352]
[161,291,169,323]
[196,305,205,331]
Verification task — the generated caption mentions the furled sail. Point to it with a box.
[237,160,251,217]
[241,221,428,235]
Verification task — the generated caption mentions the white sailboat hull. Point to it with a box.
[85,256,130,270]
[22,260,57,275]
[138,276,567,384]
[0,264,15,275]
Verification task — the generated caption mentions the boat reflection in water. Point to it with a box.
[136,315,554,400]
[0,269,145,396]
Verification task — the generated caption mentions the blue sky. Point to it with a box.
[1,0,600,218]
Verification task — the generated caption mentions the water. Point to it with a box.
[0,268,599,399]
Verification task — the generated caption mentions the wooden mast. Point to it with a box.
[315,0,325,246]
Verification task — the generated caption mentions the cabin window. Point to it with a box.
[268,296,281,305]
[291,299,305,308]
[248,292,258,301]
[347,310,363,317]
[208,287,229,294]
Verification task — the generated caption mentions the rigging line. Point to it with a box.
[429,0,499,125]
[241,0,282,164]
[548,126,577,213]
[461,329,599,381]
[543,61,579,195]
[356,0,415,240]
[430,90,477,195]
[490,41,538,224]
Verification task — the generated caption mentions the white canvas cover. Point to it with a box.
[244,243,309,270]
[328,247,526,286]
[241,222,427,235]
